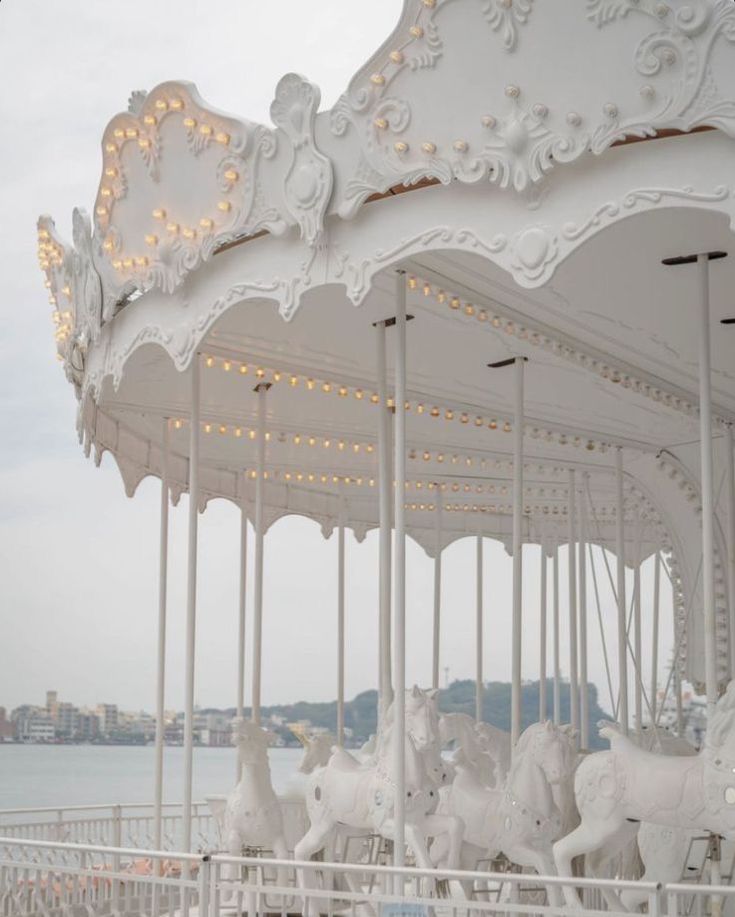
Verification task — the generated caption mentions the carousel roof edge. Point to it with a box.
[38,0,735,393]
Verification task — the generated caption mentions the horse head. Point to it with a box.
[383,685,440,752]
[298,733,335,774]
[232,717,269,767]
[520,721,577,785]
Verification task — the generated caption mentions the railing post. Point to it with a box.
[55,808,64,842]
[648,883,662,917]
[112,804,122,915]
[199,855,211,917]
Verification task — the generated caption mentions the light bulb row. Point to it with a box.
[407,274,699,422]
[404,501,623,518]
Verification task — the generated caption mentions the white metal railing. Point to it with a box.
[0,835,678,917]
[0,799,308,855]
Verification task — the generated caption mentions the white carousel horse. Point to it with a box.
[434,720,578,902]
[294,686,464,910]
[298,733,336,774]
[216,718,289,896]
[438,712,507,787]
[554,682,735,911]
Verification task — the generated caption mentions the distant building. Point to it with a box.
[96,704,119,736]
[14,709,55,743]
[0,707,13,742]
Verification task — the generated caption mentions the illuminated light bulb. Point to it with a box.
[437,453,444,463]
[169,99,183,110]
[370,392,379,404]
[374,118,388,130]
[370,73,386,86]
[114,128,125,139]
[410,25,424,37]
[219,425,227,435]
[307,379,315,390]
[155,99,168,111]
[215,131,230,145]
[386,397,395,409]
[199,217,214,231]
[248,430,256,440]
[422,283,432,297]
[321,475,327,484]
[135,256,148,267]
[308,436,316,447]
[183,117,197,129]
[338,386,348,397]
[123,258,134,268]
[416,403,424,414]
[308,474,315,483]
[322,382,332,393]
[430,406,439,417]
[389,50,404,64]
[293,434,301,444]
[422,0,435,6]
[105,167,117,178]
[224,169,239,182]
[437,291,446,304]
[100,187,112,198]
[450,297,460,310]
[353,443,360,453]
[205,356,215,367]
[105,143,117,153]
[488,419,497,429]
[239,364,248,375]
[474,416,483,426]
[203,423,212,434]
[255,368,265,378]
[138,138,150,149]
[166,223,179,234]
[423,451,431,461]
[143,114,157,126]
[284,472,292,481]
[394,141,408,153]
[338,440,345,451]
[112,259,123,270]
[460,413,469,424]
[174,419,183,430]
[324,439,331,448]
[273,371,282,382]
[453,139,468,152]
[289,375,298,386]
[234,427,242,438]
[504,422,512,432]
[478,310,488,322]
[217,201,231,212]
[144,234,158,247]
[354,389,363,399]
[182,227,196,240]
[332,475,339,484]
[199,124,213,136]
[223,360,231,371]
[125,128,138,139]
[404,400,410,411]
[464,304,475,316]
[152,208,166,220]
[491,316,501,327]
[369,478,375,487]
[103,239,115,252]
[421,142,436,154]
[445,409,454,420]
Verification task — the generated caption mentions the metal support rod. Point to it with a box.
[337,496,346,746]
[182,356,200,855]
[697,253,719,716]
[726,424,735,677]
[553,540,561,725]
[539,540,547,722]
[579,476,589,749]
[511,356,524,747]
[633,519,644,737]
[432,499,442,690]
[376,321,393,724]
[651,551,661,722]
[615,446,629,735]
[476,535,484,723]
[236,474,248,725]
[251,384,268,725]
[153,418,169,852]
[567,469,579,742]
[392,271,407,869]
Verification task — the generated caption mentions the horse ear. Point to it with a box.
[427,688,440,700]
[411,684,422,698]
[544,720,554,732]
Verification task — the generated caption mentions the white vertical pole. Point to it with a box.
[183,356,200,855]
[154,418,169,851]
[511,357,525,747]
[697,253,719,717]
[337,496,346,747]
[251,383,268,725]
[539,540,547,722]
[567,469,579,743]
[393,272,407,869]
[651,551,661,722]
[376,321,393,723]
[633,520,643,737]
[726,424,735,677]
[615,447,629,735]
[432,498,442,690]
[476,535,484,723]
[236,473,248,726]
[579,477,589,749]
[553,539,561,725]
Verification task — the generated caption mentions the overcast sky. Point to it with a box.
[0,0,672,718]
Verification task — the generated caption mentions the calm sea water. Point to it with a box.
[0,744,305,811]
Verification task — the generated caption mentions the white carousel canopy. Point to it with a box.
[37,0,735,688]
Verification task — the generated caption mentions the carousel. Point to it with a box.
[6,0,735,914]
